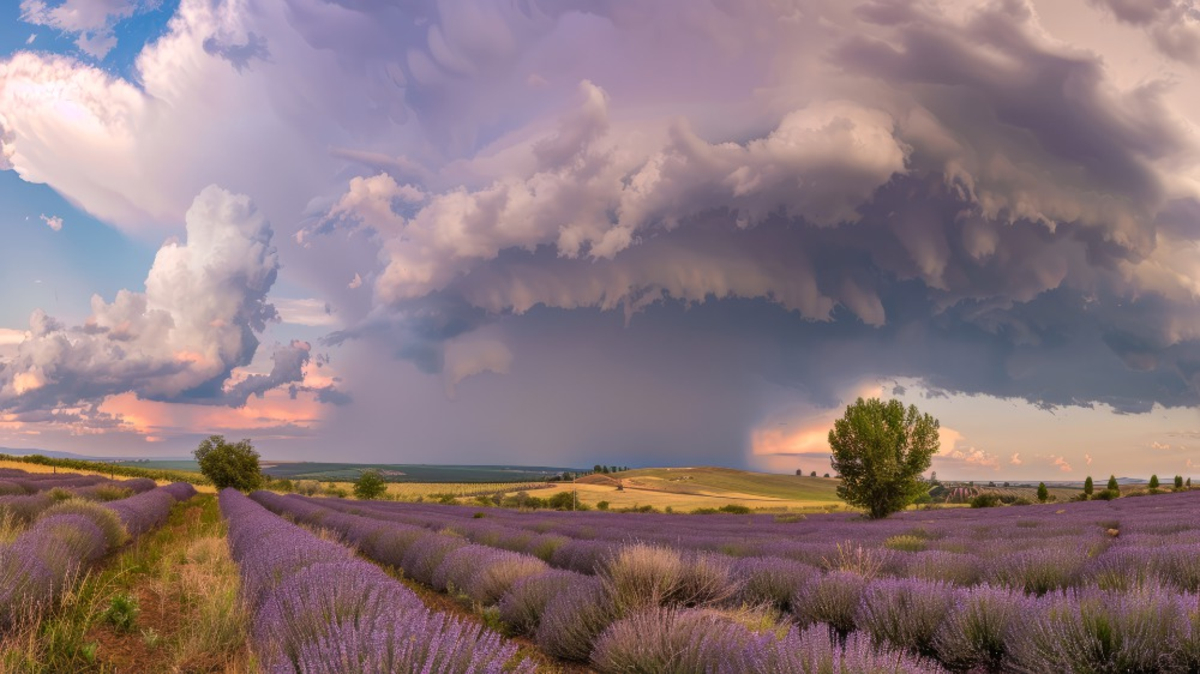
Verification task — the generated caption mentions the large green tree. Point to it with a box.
[828,397,940,519]
[193,435,263,491]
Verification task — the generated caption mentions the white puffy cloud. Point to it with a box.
[38,214,62,231]
[20,0,139,58]
[0,186,295,410]
[1088,0,1200,64]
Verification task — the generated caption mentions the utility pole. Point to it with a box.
[573,473,578,511]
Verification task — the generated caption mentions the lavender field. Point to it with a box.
[0,468,197,637]
[227,486,1200,673]
[6,464,1200,673]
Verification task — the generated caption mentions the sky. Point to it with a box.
[2,0,1200,479]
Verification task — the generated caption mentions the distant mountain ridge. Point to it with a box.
[0,448,191,462]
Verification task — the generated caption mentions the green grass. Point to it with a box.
[0,495,252,673]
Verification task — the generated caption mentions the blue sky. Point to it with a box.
[2,0,1200,479]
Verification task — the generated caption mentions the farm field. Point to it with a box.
[516,467,847,511]
[8,463,1200,672]
[259,462,579,483]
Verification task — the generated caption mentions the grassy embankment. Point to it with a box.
[0,495,253,674]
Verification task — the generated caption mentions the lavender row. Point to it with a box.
[265,491,1200,672]
[0,479,167,528]
[252,492,946,671]
[0,471,158,498]
[221,489,531,673]
[104,481,198,537]
[298,490,1200,594]
[0,482,196,631]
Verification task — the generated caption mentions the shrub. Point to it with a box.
[465,551,549,606]
[986,548,1086,594]
[41,499,129,549]
[535,578,617,661]
[361,526,425,568]
[400,533,469,586]
[600,544,686,612]
[856,578,953,656]
[1010,586,1187,672]
[675,552,740,607]
[352,470,387,501]
[550,539,614,574]
[763,624,946,673]
[970,492,1002,509]
[596,500,610,511]
[84,485,134,502]
[0,494,54,524]
[884,534,928,552]
[792,570,869,636]
[901,550,982,586]
[499,570,586,635]
[1094,488,1120,501]
[733,557,819,612]
[46,487,74,502]
[1149,475,1160,490]
[932,584,1029,671]
[718,504,752,514]
[295,480,320,496]
[820,542,891,579]
[591,607,756,673]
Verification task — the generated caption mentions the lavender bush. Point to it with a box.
[535,576,618,661]
[221,489,530,673]
[932,584,1030,672]
[792,570,869,636]
[498,569,589,635]
[856,577,953,656]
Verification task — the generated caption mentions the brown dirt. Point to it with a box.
[84,506,251,674]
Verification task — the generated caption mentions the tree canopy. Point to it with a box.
[354,469,387,500]
[828,397,940,519]
[193,435,263,491]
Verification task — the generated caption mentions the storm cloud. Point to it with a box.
[3,0,1200,465]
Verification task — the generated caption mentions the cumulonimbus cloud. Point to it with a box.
[4,0,1200,455]
[0,186,315,411]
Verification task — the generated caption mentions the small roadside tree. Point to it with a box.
[828,397,940,519]
[354,469,387,500]
[1037,482,1049,503]
[1149,474,1160,490]
[1107,475,1119,492]
[1175,475,1185,489]
[193,435,263,491]
[1083,476,1093,497]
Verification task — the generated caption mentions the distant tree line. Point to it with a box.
[1,452,208,486]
